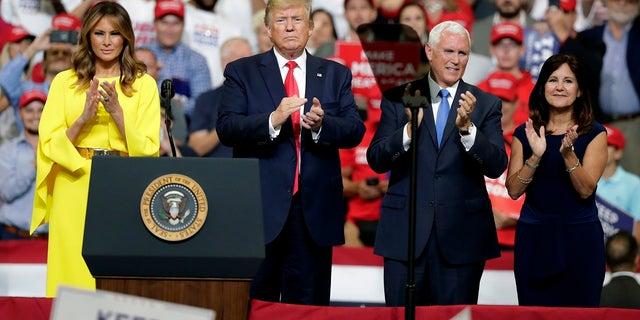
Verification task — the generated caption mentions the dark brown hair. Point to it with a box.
[72,1,146,96]
[529,54,594,135]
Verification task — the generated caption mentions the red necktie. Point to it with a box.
[285,61,300,194]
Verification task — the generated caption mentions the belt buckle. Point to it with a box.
[77,147,124,158]
[92,148,110,157]
[93,148,119,157]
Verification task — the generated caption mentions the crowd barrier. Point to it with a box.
[1,240,637,320]
[3,297,639,320]
[249,299,640,320]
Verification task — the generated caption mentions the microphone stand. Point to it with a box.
[164,99,177,158]
[401,94,428,320]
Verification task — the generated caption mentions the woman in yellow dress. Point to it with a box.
[31,2,160,297]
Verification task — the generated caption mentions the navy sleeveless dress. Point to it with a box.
[512,122,606,307]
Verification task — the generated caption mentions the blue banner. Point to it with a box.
[596,195,635,240]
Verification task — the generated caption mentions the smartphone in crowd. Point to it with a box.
[50,30,79,44]
[365,177,380,186]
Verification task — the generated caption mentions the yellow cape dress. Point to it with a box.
[31,70,160,297]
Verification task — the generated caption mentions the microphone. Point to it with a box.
[161,79,175,119]
[160,79,177,157]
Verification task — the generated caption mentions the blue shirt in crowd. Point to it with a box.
[0,134,48,234]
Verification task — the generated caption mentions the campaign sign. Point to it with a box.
[333,40,383,114]
[332,40,421,121]
[596,195,635,240]
[50,286,215,320]
[521,28,559,81]
[334,41,421,93]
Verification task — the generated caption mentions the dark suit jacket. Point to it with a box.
[561,17,640,122]
[367,76,507,265]
[600,274,640,309]
[217,49,365,247]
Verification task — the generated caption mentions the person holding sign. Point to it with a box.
[597,124,640,246]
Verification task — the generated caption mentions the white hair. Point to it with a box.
[427,21,470,48]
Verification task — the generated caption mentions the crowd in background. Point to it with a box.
[0,0,639,308]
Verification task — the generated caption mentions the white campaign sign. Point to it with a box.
[50,286,215,320]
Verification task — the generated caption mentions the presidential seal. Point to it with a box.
[140,174,208,241]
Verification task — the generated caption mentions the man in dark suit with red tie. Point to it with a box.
[216,0,365,306]
[367,21,508,306]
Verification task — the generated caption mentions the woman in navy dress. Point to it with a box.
[505,54,608,307]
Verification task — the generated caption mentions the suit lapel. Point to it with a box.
[441,81,469,147]
[301,54,325,146]
[259,51,298,150]
[305,54,324,114]
[259,51,287,111]
[412,77,438,148]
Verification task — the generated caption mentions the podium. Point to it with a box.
[82,157,264,320]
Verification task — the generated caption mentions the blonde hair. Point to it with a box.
[72,2,146,96]
[264,0,313,27]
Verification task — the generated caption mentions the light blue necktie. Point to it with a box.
[436,89,450,146]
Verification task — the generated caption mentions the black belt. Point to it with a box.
[607,112,640,121]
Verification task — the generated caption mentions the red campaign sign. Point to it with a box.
[333,40,422,93]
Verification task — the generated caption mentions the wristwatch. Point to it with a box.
[460,122,474,136]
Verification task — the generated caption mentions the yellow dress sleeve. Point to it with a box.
[124,74,161,157]
[31,71,89,233]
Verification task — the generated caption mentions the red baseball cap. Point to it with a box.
[490,21,523,44]
[31,62,45,83]
[482,72,518,102]
[19,89,47,109]
[52,13,82,31]
[7,25,35,43]
[560,0,577,12]
[604,124,625,150]
[155,0,185,20]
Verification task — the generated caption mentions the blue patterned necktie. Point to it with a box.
[436,89,450,146]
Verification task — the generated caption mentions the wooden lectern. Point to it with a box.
[83,157,264,320]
